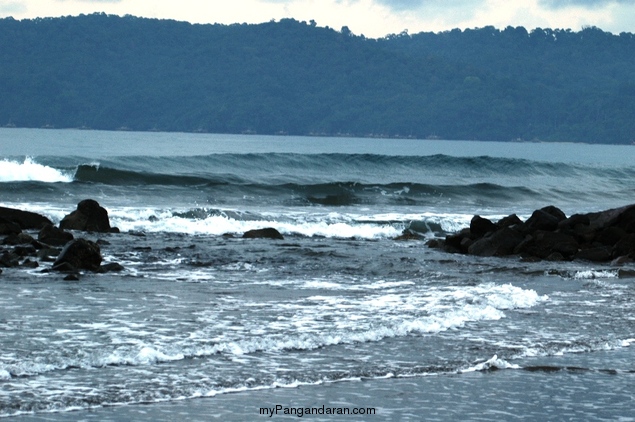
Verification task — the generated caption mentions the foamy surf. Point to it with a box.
[104,207,486,239]
[0,283,548,380]
[0,157,73,183]
[461,355,522,372]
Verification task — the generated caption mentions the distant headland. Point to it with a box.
[1,14,634,144]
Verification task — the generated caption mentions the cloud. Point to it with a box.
[374,0,427,10]
[0,1,27,14]
[55,0,122,3]
[539,0,635,9]
[374,0,484,11]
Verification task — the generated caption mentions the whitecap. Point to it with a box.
[461,354,521,372]
[573,270,619,279]
[0,157,73,182]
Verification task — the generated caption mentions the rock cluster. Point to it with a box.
[1,201,287,278]
[429,204,635,264]
[0,200,122,276]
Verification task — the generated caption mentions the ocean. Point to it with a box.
[1,128,634,421]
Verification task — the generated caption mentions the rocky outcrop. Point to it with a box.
[0,203,124,276]
[430,204,635,263]
[60,199,116,233]
[242,228,284,240]
[0,217,21,236]
[0,207,52,230]
[52,238,102,271]
[38,223,74,246]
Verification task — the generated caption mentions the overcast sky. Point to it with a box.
[1,0,634,37]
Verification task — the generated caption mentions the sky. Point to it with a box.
[1,0,634,38]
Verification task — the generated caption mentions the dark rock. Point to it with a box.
[37,247,61,262]
[470,215,497,238]
[460,237,474,251]
[0,217,21,235]
[535,231,579,258]
[612,205,635,233]
[524,207,565,232]
[13,245,37,257]
[394,230,423,241]
[53,238,102,271]
[497,214,523,228]
[613,233,635,257]
[30,239,45,250]
[559,213,590,230]
[467,227,525,257]
[587,204,635,231]
[595,226,626,247]
[242,228,284,240]
[515,231,579,260]
[0,206,52,230]
[38,224,74,246]
[52,262,78,272]
[569,223,597,244]
[0,251,20,267]
[60,199,112,233]
[3,233,35,246]
[513,235,534,256]
[98,262,125,273]
[63,273,80,281]
[540,205,567,221]
[21,259,39,268]
[444,228,472,253]
[426,239,442,248]
[545,252,565,261]
[576,246,612,262]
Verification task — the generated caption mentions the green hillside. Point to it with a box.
[1,14,634,143]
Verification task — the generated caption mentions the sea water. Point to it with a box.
[0,128,634,420]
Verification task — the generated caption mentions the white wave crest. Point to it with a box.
[106,207,495,240]
[109,208,403,239]
[0,157,73,182]
[573,270,619,279]
[461,354,521,373]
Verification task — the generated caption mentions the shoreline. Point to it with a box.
[12,350,635,421]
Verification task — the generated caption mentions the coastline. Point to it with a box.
[13,349,635,422]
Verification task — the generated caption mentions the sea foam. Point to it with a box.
[0,157,73,183]
[106,207,483,240]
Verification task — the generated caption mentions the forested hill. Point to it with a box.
[1,14,634,144]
